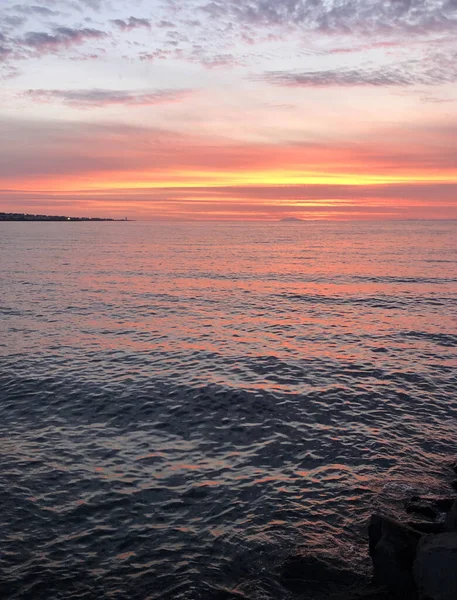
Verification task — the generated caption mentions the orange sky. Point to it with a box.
[1,0,457,219]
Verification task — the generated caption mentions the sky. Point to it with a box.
[0,0,457,220]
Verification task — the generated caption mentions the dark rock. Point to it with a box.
[405,495,454,510]
[280,553,358,592]
[326,587,392,600]
[450,480,457,491]
[414,532,457,600]
[368,514,421,599]
[404,502,437,520]
[406,521,445,535]
[404,496,454,519]
[208,591,250,600]
[449,460,457,475]
[444,498,457,531]
[428,497,455,512]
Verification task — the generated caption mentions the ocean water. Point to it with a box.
[0,220,456,599]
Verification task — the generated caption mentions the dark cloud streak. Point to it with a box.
[21,26,106,53]
[262,54,457,87]
[12,5,59,17]
[1,184,456,220]
[24,87,192,108]
[111,17,151,31]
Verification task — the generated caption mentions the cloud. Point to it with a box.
[0,116,456,217]
[200,53,239,68]
[3,15,26,28]
[262,67,414,87]
[0,64,19,79]
[12,5,59,17]
[139,49,172,61]
[0,45,12,61]
[327,41,403,54]
[198,0,457,35]
[261,55,457,87]
[139,45,241,68]
[1,0,453,81]
[79,0,105,11]
[24,88,192,108]
[1,183,456,220]
[0,33,13,64]
[68,52,103,61]
[111,17,151,31]
[2,116,457,181]
[20,26,107,53]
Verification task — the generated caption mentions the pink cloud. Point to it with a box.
[24,88,192,109]
[20,27,107,55]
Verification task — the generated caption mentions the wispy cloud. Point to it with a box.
[0,41,11,61]
[326,41,403,54]
[261,54,457,87]
[2,117,457,179]
[12,4,59,17]
[24,88,192,108]
[20,27,107,53]
[198,0,457,35]
[111,17,151,31]
[1,183,455,220]
[1,0,456,79]
[79,0,105,11]
[0,45,9,57]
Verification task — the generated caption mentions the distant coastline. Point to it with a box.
[0,212,129,222]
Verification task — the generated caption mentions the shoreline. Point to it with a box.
[277,459,457,600]
[0,212,131,222]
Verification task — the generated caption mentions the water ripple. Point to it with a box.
[0,220,456,599]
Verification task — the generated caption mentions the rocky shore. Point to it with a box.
[368,484,457,600]
[276,459,457,600]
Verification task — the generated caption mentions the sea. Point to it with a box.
[0,220,456,600]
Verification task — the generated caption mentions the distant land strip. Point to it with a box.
[0,212,129,222]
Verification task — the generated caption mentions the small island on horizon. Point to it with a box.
[0,212,128,222]
[280,217,304,222]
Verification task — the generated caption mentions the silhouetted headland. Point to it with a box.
[0,212,130,222]
[279,217,303,222]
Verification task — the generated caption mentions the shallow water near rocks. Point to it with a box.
[0,220,456,599]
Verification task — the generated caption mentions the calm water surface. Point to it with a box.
[0,221,456,599]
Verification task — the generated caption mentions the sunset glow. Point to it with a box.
[1,0,457,220]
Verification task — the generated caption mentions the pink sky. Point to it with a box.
[1,0,457,220]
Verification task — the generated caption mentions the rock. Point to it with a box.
[280,553,358,592]
[208,591,250,600]
[404,496,454,519]
[405,501,438,520]
[414,532,457,600]
[326,587,392,600]
[428,497,455,512]
[407,521,445,535]
[449,460,457,475]
[369,514,422,599]
[407,521,444,535]
[444,498,457,531]
[450,480,457,491]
